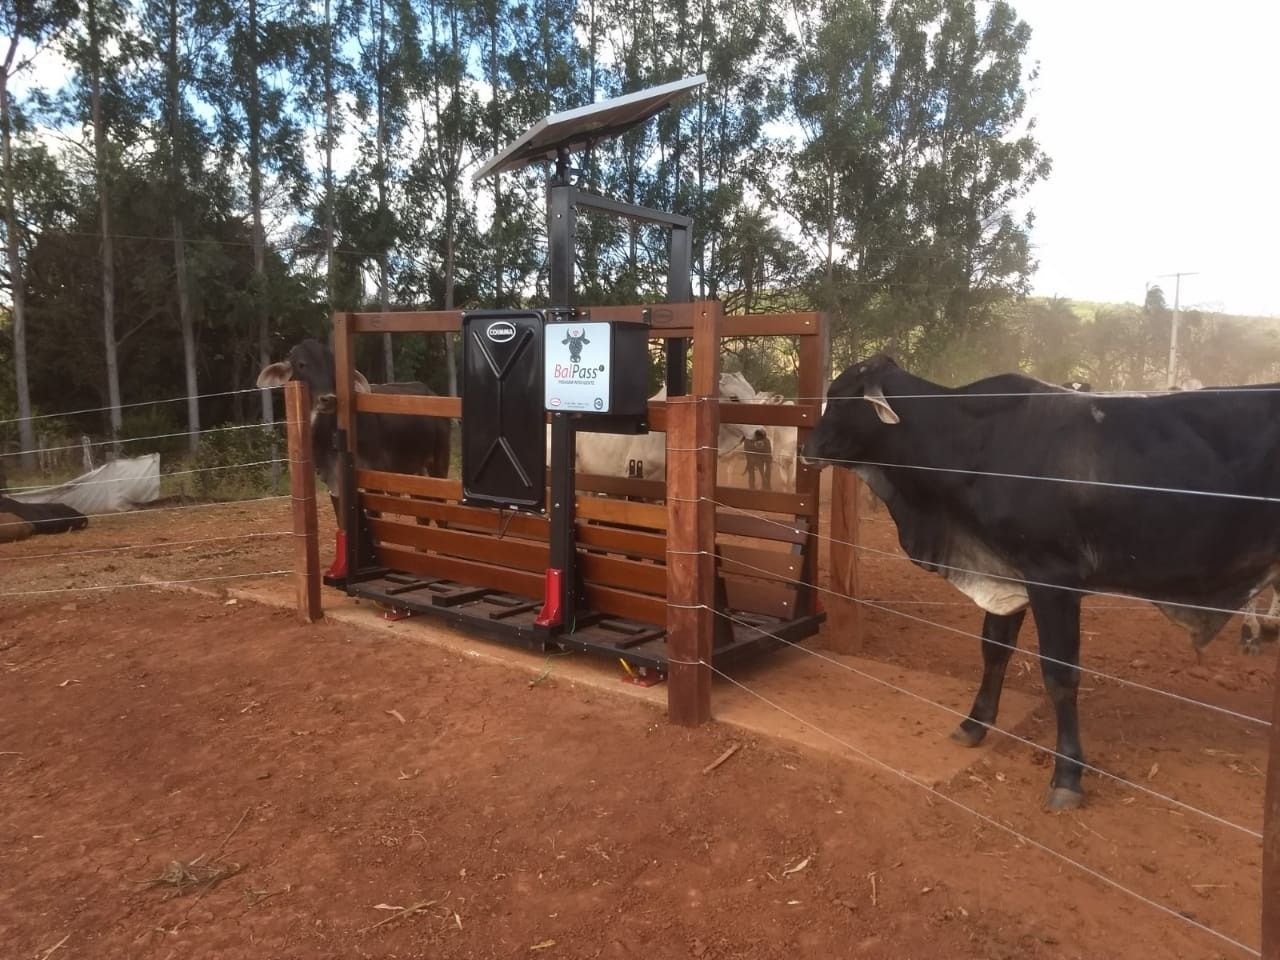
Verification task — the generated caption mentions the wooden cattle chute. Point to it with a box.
[285,299,828,720]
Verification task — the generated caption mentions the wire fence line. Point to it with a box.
[664,580,1262,839]
[0,419,289,460]
[674,442,1280,505]
[762,385,1280,401]
[0,570,291,598]
[3,459,288,494]
[678,652,1261,959]
[0,494,291,531]
[689,493,1278,626]
[693,499,1273,727]
[0,531,292,563]
[0,386,282,428]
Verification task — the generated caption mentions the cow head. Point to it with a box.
[801,353,902,468]
[717,370,769,455]
[256,338,371,416]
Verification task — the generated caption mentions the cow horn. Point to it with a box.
[865,384,900,425]
[353,370,372,393]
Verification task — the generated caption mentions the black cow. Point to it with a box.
[0,495,89,534]
[257,338,452,576]
[802,354,1280,811]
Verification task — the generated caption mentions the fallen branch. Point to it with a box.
[360,899,440,934]
[38,934,70,960]
[702,743,741,775]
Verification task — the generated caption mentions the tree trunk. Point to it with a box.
[87,0,122,453]
[488,14,503,304]
[1,46,35,468]
[247,0,272,426]
[441,0,460,397]
[443,174,458,395]
[168,0,199,453]
[324,0,335,324]
[375,0,394,380]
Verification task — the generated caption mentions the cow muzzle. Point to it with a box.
[314,393,338,415]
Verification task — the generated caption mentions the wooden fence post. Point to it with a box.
[823,468,862,653]
[1263,653,1280,957]
[666,394,716,725]
[285,380,322,623]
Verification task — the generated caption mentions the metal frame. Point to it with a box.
[540,140,694,637]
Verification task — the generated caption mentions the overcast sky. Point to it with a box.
[1016,0,1279,316]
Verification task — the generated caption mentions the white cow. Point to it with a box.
[741,390,798,492]
[1242,587,1280,653]
[547,372,767,480]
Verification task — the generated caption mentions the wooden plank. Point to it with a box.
[714,485,815,517]
[584,583,666,625]
[718,543,802,582]
[665,395,716,726]
[368,517,548,572]
[716,511,808,545]
[722,312,821,338]
[378,545,543,599]
[576,495,666,530]
[581,553,667,596]
[646,403,667,432]
[285,381,322,622]
[347,310,463,333]
[362,493,550,538]
[719,402,816,428]
[577,523,666,561]
[358,469,462,500]
[584,302,699,331]
[723,575,797,619]
[570,472,666,499]
[825,468,862,653]
[355,393,461,418]
[796,326,828,617]
[692,301,723,398]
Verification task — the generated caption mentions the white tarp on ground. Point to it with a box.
[8,453,161,514]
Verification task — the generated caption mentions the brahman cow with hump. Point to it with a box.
[258,338,452,577]
[557,371,769,481]
[802,353,1280,811]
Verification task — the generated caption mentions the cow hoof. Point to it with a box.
[1043,787,1085,812]
[1241,642,1260,656]
[950,723,986,748]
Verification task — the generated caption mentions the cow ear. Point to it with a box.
[352,370,372,394]
[256,361,292,388]
[865,384,900,425]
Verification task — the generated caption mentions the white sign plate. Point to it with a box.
[544,321,612,412]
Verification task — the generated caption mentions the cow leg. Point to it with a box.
[951,610,1026,747]
[1028,587,1086,811]
[1265,591,1280,643]
[1240,590,1279,654]
[1241,594,1263,654]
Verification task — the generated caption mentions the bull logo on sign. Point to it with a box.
[562,328,590,364]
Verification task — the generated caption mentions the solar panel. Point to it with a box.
[474,74,707,183]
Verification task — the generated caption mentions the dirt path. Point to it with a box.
[0,494,1270,958]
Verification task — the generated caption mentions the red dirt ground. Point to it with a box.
[0,487,1271,958]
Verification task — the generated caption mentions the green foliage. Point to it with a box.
[3,0,1274,448]
[186,422,282,500]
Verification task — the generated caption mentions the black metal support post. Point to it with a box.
[666,224,692,396]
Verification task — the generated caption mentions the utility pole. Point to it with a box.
[1159,271,1198,389]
